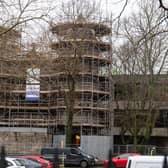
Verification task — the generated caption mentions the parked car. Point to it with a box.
[126,155,168,168]
[41,147,97,168]
[104,153,141,168]
[16,157,43,168]
[20,155,53,168]
[5,157,25,168]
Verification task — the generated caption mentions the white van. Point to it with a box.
[126,155,168,168]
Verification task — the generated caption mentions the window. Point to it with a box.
[71,148,80,155]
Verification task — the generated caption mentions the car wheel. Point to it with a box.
[80,160,88,168]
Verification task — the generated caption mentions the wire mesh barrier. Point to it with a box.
[112,145,168,156]
[0,142,167,157]
[0,142,52,156]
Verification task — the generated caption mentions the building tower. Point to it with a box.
[0,19,112,158]
[50,17,112,145]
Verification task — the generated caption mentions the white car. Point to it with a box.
[5,157,25,168]
[126,155,168,168]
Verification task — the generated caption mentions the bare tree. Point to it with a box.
[50,0,109,146]
[113,0,168,145]
[0,0,54,36]
[158,0,168,11]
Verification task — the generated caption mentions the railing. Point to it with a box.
[0,99,110,109]
[112,145,168,155]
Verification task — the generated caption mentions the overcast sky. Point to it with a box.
[100,0,139,18]
[23,0,140,43]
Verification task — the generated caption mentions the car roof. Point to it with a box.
[6,157,18,161]
[128,155,168,161]
[114,153,140,157]
[21,155,49,162]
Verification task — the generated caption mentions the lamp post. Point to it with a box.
[0,145,7,168]
[107,149,116,168]
[162,154,167,168]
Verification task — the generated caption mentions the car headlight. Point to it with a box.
[94,158,98,162]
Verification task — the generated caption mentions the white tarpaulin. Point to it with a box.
[25,68,40,101]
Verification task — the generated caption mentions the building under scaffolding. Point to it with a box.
[0,19,113,157]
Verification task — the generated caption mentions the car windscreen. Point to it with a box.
[14,159,25,166]
[17,158,41,166]
[78,149,91,156]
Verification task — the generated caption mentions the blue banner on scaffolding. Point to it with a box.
[25,68,40,101]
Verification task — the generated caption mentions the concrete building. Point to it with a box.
[113,75,168,148]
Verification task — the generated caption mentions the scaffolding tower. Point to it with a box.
[0,18,112,153]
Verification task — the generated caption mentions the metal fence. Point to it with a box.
[112,145,168,156]
[0,142,168,157]
[112,145,152,155]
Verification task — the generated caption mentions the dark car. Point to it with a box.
[41,147,96,168]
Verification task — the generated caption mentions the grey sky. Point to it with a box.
[22,0,140,43]
[100,0,139,18]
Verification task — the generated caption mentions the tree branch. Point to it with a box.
[159,0,168,11]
